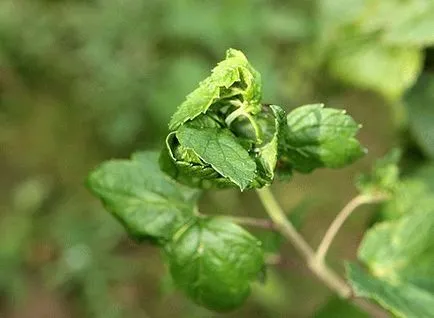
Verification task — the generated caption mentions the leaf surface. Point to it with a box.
[87,151,199,242]
[165,217,264,311]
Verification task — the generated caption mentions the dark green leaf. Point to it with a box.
[314,296,368,318]
[280,104,365,173]
[165,217,264,311]
[87,151,200,243]
[176,126,257,190]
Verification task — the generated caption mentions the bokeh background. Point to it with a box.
[1,0,434,317]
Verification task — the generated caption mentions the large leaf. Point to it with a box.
[165,217,264,311]
[348,264,434,318]
[348,209,434,317]
[280,104,365,173]
[87,151,200,242]
[405,74,434,159]
[168,48,261,130]
[176,126,257,190]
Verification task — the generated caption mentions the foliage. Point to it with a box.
[2,0,434,317]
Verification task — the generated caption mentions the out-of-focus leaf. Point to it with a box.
[348,263,434,318]
[405,74,434,159]
[280,104,365,173]
[314,296,368,318]
[356,149,401,195]
[383,9,434,46]
[87,151,200,242]
[165,217,264,311]
[328,36,423,100]
[348,209,434,317]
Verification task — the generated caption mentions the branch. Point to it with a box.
[221,215,276,230]
[256,187,389,318]
[256,187,351,298]
[315,193,389,263]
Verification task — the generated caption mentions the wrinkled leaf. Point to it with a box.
[165,217,264,311]
[280,104,365,173]
[169,48,261,130]
[176,126,257,190]
[87,151,200,243]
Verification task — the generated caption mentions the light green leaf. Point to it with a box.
[281,104,365,173]
[169,48,261,130]
[356,149,401,196]
[359,209,434,292]
[405,74,434,159]
[176,126,256,190]
[348,263,434,318]
[348,209,434,317]
[328,36,423,100]
[383,9,434,46]
[87,151,200,242]
[165,217,264,311]
[255,105,286,181]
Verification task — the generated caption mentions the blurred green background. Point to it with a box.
[1,0,434,317]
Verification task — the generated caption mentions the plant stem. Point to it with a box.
[256,187,351,298]
[221,215,276,230]
[315,193,389,263]
[256,187,389,317]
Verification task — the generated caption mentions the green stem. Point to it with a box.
[256,187,389,317]
[315,193,389,263]
[256,187,351,298]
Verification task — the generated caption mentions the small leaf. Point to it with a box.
[176,126,257,190]
[169,48,261,130]
[165,217,264,311]
[87,151,200,243]
[280,104,365,173]
[348,209,434,317]
[356,148,401,195]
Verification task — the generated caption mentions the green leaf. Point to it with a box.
[383,9,434,46]
[280,104,365,173]
[176,126,257,190]
[255,105,286,180]
[348,263,434,318]
[405,74,434,159]
[356,148,401,195]
[328,36,423,100]
[314,296,368,318]
[87,151,200,243]
[165,217,264,311]
[348,209,434,317]
[168,48,261,130]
